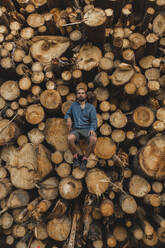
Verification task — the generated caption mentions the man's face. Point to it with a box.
[76,89,87,102]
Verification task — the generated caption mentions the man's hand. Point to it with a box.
[88,130,96,136]
[66,118,72,131]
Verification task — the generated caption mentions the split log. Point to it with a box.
[44,118,69,151]
[48,199,68,219]
[5,143,52,189]
[37,177,59,200]
[111,64,135,86]
[30,36,70,63]
[0,189,30,215]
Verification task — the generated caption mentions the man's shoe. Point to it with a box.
[80,159,87,171]
[72,157,81,168]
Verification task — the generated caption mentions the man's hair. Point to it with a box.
[76,88,87,93]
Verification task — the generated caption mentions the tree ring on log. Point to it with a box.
[40,90,61,109]
[94,137,116,159]
[84,8,107,27]
[133,106,154,127]
[59,176,82,199]
[85,168,109,196]
[139,135,165,180]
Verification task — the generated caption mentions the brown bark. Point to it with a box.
[84,8,107,44]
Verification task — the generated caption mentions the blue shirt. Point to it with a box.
[64,101,97,131]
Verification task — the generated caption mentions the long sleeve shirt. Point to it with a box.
[64,101,97,131]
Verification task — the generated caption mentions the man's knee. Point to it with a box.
[89,135,97,145]
[68,134,76,143]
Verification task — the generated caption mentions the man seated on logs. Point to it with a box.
[64,88,97,170]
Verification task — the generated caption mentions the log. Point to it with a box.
[133,106,155,127]
[44,118,69,151]
[0,212,13,229]
[138,135,165,180]
[59,176,82,199]
[47,216,71,241]
[120,194,137,214]
[76,44,102,71]
[28,128,45,146]
[153,14,165,36]
[94,137,116,159]
[25,104,45,124]
[109,110,127,128]
[33,223,48,241]
[38,177,59,200]
[30,36,70,63]
[0,178,12,200]
[143,193,161,207]
[100,199,114,216]
[0,81,20,101]
[83,8,107,44]
[129,175,151,197]
[113,226,127,242]
[0,119,19,146]
[111,65,135,86]
[56,162,71,178]
[48,199,68,219]
[85,168,109,196]
[40,89,62,109]
[129,33,146,60]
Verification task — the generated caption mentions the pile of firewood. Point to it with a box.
[0,0,165,247]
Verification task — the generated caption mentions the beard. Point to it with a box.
[77,96,87,102]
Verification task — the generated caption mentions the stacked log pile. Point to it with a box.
[0,0,165,247]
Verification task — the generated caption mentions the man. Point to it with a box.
[64,88,97,170]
